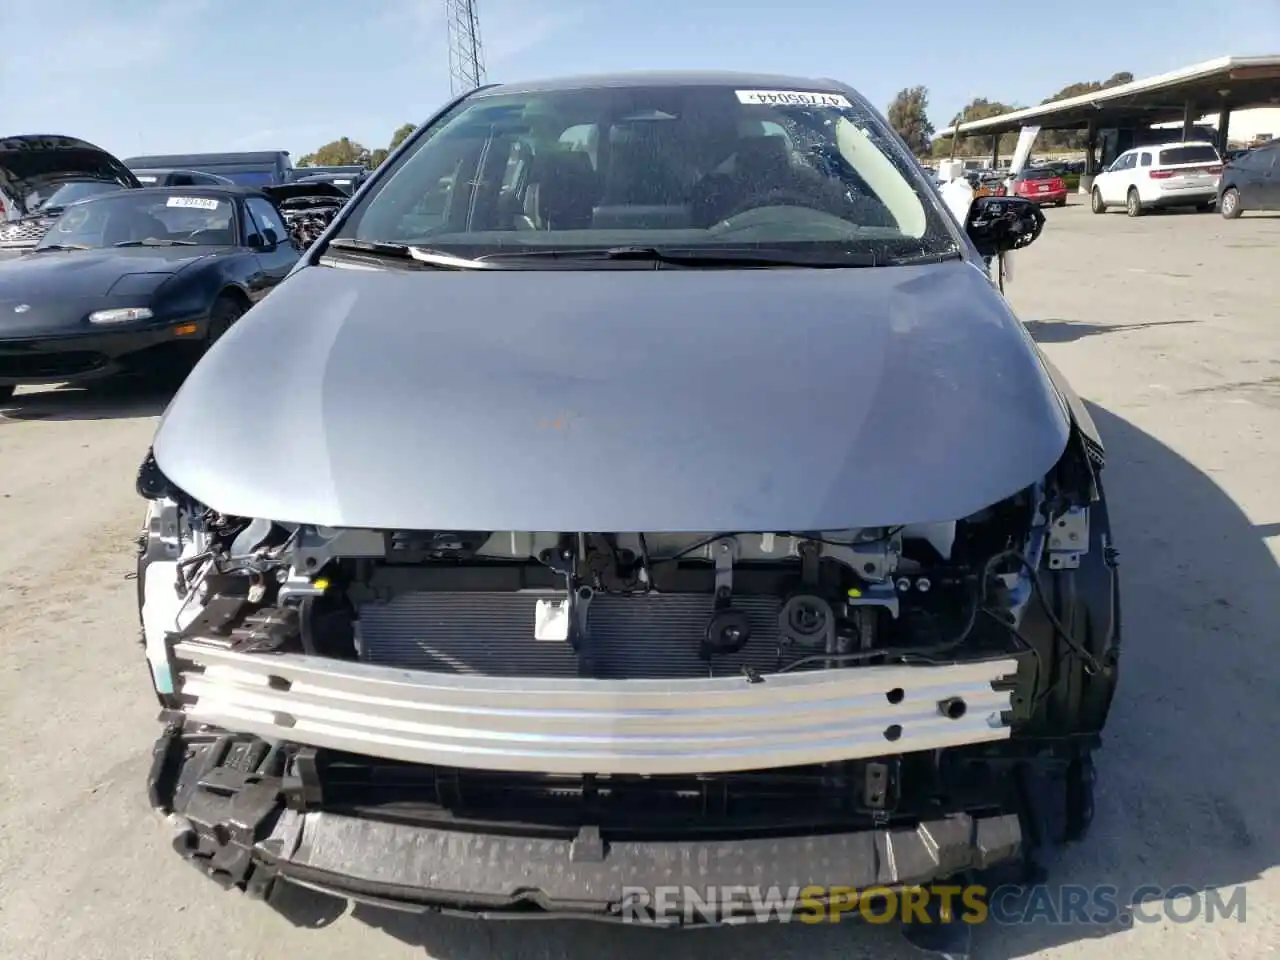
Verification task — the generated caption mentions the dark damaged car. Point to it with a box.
[0,185,299,401]
[137,72,1119,951]
[262,180,353,248]
[0,134,140,253]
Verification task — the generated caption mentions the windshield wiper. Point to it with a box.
[478,246,878,268]
[885,246,964,266]
[31,243,89,252]
[113,239,198,247]
[326,238,498,270]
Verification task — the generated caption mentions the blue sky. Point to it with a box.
[3,0,1278,160]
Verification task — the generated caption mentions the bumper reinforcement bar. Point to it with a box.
[172,640,1019,776]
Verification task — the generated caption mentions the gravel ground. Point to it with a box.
[0,199,1276,960]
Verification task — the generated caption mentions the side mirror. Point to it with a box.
[964,196,1045,259]
[263,227,279,248]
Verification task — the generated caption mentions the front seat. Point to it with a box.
[522,151,599,230]
[732,136,793,186]
[691,136,793,225]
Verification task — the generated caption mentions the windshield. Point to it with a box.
[28,179,126,212]
[1019,168,1058,181]
[336,83,956,263]
[36,191,238,249]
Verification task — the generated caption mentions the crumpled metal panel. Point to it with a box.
[174,641,1017,775]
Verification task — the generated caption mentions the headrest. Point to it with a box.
[531,151,598,229]
[734,136,790,175]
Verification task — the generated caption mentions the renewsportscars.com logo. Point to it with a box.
[618,883,1249,926]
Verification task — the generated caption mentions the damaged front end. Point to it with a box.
[135,418,1120,927]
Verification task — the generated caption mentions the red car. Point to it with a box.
[1012,168,1068,206]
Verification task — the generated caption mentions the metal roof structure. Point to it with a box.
[936,55,1280,138]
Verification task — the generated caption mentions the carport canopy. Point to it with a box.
[934,55,1280,160]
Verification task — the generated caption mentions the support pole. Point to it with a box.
[991,133,999,168]
[1079,119,1099,195]
[1182,100,1197,142]
[1216,104,1232,154]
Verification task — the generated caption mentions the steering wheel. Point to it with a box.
[719,187,835,224]
[56,207,91,232]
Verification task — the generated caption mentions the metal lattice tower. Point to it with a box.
[445,0,486,95]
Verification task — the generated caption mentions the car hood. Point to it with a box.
[0,247,212,300]
[264,182,351,204]
[0,135,140,216]
[152,259,1071,532]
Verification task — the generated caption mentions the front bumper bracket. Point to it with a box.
[149,714,1036,923]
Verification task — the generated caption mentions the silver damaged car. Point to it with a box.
[136,71,1120,948]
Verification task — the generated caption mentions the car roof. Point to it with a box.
[475,70,852,97]
[132,166,214,174]
[1128,140,1217,152]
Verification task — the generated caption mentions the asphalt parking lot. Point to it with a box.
[0,199,1276,960]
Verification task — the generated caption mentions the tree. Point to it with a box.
[1036,70,1134,150]
[887,86,934,155]
[297,122,418,172]
[296,137,370,168]
[389,123,416,152]
[930,98,1022,158]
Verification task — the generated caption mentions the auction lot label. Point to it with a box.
[735,90,852,108]
[166,197,221,210]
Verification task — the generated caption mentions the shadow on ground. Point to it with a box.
[1024,318,1197,344]
[0,378,175,422]
[258,401,1279,960]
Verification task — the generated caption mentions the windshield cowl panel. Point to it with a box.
[333,81,958,267]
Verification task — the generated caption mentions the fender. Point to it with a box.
[1035,348,1104,455]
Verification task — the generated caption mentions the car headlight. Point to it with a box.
[89,307,154,325]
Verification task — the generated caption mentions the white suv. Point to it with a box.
[1090,141,1223,217]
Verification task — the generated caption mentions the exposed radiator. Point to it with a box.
[356,591,788,679]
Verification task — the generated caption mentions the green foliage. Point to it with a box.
[931,71,1131,158]
[1036,71,1134,151]
[931,98,1023,157]
[887,86,935,154]
[297,123,417,171]
[296,137,370,168]
[389,123,417,152]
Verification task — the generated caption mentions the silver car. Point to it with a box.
[136,70,1117,948]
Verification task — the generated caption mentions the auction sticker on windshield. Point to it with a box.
[735,90,852,108]
[166,197,221,210]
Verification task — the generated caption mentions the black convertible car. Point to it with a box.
[0,185,299,401]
